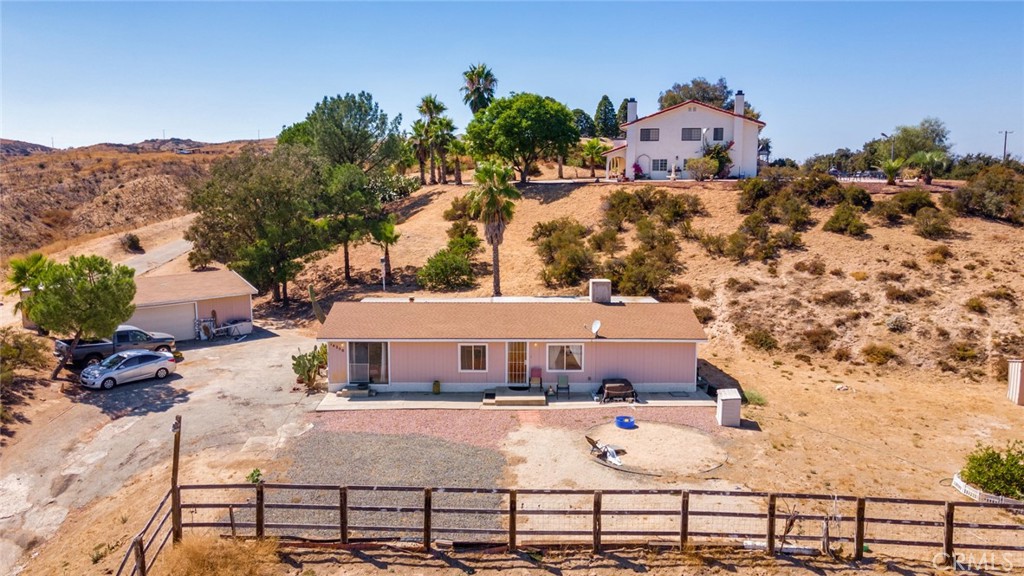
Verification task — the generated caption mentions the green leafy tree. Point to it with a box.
[891,117,950,160]
[4,252,51,316]
[466,162,521,296]
[580,138,611,177]
[461,63,497,114]
[26,256,136,380]
[658,77,760,119]
[572,108,596,138]
[0,327,50,417]
[616,98,630,128]
[466,93,579,184]
[185,144,322,301]
[320,163,373,284]
[908,150,948,185]
[418,95,448,184]
[430,116,456,185]
[304,91,404,174]
[594,95,619,138]
[409,119,430,185]
[879,158,905,185]
[417,248,475,290]
[960,441,1024,500]
[369,214,401,284]
[941,164,1024,225]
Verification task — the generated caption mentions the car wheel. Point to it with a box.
[101,378,116,390]
[156,368,169,379]
[85,354,103,366]
[155,346,171,353]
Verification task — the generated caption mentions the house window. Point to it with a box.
[349,342,389,384]
[459,344,487,372]
[547,344,583,372]
[640,128,659,142]
[713,128,724,141]
[681,128,702,141]
[651,159,668,171]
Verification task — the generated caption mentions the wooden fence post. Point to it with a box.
[765,494,777,555]
[132,535,147,576]
[592,491,602,553]
[255,482,265,539]
[679,491,690,551]
[508,489,517,552]
[170,415,182,543]
[853,497,866,561]
[423,488,432,552]
[229,505,237,539]
[943,502,955,565]
[339,487,348,544]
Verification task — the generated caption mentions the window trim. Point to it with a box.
[681,128,702,141]
[458,343,489,373]
[640,128,660,142]
[651,159,668,172]
[546,343,585,372]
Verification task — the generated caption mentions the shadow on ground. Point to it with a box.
[70,373,190,418]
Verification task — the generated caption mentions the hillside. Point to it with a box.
[0,138,272,258]
[0,139,54,157]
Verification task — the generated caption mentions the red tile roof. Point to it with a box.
[621,99,766,128]
[318,301,707,342]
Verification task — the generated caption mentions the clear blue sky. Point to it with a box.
[3,2,1022,161]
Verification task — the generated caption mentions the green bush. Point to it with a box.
[446,218,478,241]
[869,199,904,225]
[588,227,622,255]
[724,231,750,261]
[926,245,953,264]
[655,192,706,225]
[447,235,481,256]
[687,156,718,182]
[949,341,984,363]
[443,196,476,221]
[772,228,803,250]
[862,343,898,365]
[698,232,727,256]
[843,186,874,210]
[775,193,813,230]
[893,188,936,216]
[417,249,475,290]
[613,249,673,296]
[744,328,779,352]
[787,172,844,207]
[960,441,1024,500]
[737,177,782,213]
[823,202,868,236]
[941,165,1024,226]
[120,233,142,252]
[743,389,767,406]
[913,207,954,239]
[530,217,595,288]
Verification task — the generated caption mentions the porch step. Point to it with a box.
[482,390,496,406]
[493,387,547,407]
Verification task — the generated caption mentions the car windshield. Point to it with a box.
[99,354,127,369]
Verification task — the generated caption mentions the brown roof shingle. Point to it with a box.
[134,269,257,307]
[317,301,707,342]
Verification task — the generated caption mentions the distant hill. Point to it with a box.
[83,138,211,154]
[0,139,54,157]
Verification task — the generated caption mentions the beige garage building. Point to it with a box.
[128,269,258,341]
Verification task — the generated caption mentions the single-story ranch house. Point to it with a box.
[603,91,764,180]
[127,269,257,341]
[317,280,707,394]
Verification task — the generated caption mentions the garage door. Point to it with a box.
[128,302,197,341]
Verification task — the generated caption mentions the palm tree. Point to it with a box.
[908,150,948,185]
[430,116,456,185]
[370,214,401,284]
[466,161,520,296]
[580,138,611,178]
[4,252,51,315]
[879,158,905,185]
[461,63,497,114]
[418,95,447,184]
[448,138,467,185]
[409,120,430,185]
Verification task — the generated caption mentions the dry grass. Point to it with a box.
[154,535,279,576]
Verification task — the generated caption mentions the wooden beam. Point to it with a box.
[592,491,602,553]
[679,491,689,551]
[132,535,147,576]
[765,494,777,555]
[171,415,182,543]
[255,482,265,539]
[423,488,432,552]
[339,487,348,544]
[943,502,955,565]
[854,497,866,561]
[508,489,517,552]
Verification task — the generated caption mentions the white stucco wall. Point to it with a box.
[623,104,761,179]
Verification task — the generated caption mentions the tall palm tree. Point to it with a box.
[580,138,611,178]
[409,120,430,185]
[370,214,401,284]
[431,116,456,185]
[418,95,447,184]
[466,161,520,296]
[448,138,467,185]
[4,252,51,315]
[461,63,497,114]
[908,150,948,185]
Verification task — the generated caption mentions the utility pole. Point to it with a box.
[171,415,183,542]
[999,130,1014,162]
[881,132,894,161]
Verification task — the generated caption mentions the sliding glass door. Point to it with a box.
[349,342,388,384]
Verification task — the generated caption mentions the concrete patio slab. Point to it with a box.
[315,390,717,411]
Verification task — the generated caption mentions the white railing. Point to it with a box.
[953,472,1024,507]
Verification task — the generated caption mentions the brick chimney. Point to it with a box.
[589,279,612,304]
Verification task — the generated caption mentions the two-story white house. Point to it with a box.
[603,91,764,180]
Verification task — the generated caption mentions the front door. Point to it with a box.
[507,342,527,385]
[349,342,389,384]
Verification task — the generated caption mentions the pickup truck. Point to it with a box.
[55,325,177,366]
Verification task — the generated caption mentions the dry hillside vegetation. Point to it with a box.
[0,139,269,258]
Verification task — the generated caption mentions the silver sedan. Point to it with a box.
[79,350,177,390]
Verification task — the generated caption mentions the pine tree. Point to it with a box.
[594,95,619,138]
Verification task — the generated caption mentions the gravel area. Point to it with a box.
[534,405,719,434]
[313,409,520,449]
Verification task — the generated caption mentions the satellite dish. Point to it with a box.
[591,320,602,337]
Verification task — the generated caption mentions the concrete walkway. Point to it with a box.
[316,390,717,411]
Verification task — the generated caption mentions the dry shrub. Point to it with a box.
[725,277,758,293]
[695,286,715,300]
[901,259,920,270]
[692,306,714,325]
[802,325,837,352]
[949,341,986,364]
[983,286,1017,305]
[744,328,779,351]
[876,270,906,283]
[157,535,278,576]
[862,343,898,365]
[885,285,933,303]
[829,268,845,278]
[833,347,852,362]
[660,282,694,302]
[793,257,826,276]
[850,271,868,281]
[965,296,988,315]
[816,289,856,307]
[927,245,953,264]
